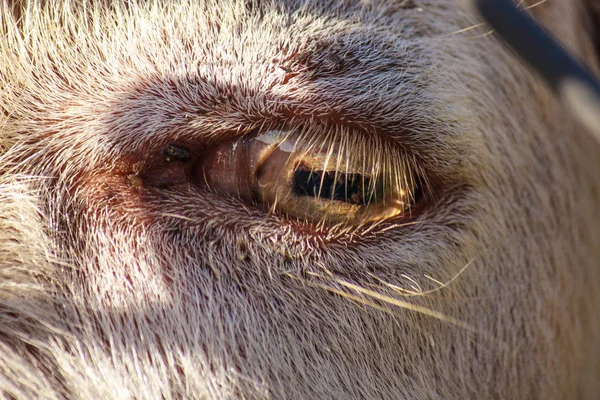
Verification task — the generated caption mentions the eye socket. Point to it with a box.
[200,128,421,228]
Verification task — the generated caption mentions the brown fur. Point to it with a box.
[1,0,600,398]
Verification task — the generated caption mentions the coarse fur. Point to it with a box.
[1,0,600,398]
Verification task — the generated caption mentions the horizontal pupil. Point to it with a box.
[291,163,380,205]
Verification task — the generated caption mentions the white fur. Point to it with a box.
[1,0,599,398]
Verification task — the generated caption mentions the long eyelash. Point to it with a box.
[332,127,345,203]
[287,125,419,231]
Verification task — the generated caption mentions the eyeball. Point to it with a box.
[200,128,420,229]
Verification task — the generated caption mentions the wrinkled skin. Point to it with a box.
[1,0,600,399]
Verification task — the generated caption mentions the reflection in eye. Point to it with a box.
[201,128,421,229]
[290,161,382,205]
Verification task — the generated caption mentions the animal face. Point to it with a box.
[1,1,599,398]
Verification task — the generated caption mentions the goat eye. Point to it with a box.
[200,129,419,228]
